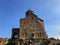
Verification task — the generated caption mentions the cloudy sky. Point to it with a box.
[0,0,60,39]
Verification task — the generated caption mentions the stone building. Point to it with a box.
[48,38,60,45]
[0,38,9,45]
[19,10,48,45]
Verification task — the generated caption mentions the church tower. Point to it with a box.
[19,9,48,45]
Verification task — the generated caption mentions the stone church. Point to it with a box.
[19,10,48,45]
[6,10,60,45]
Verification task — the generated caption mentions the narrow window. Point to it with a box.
[31,33,34,37]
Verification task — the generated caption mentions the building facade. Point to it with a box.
[19,10,48,45]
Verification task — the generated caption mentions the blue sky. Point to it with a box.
[0,0,60,39]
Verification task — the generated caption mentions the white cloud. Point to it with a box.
[46,25,60,39]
